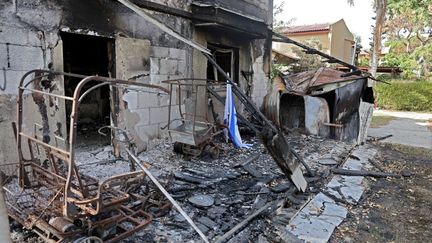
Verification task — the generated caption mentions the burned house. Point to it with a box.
[0,0,278,242]
[0,0,273,169]
[0,1,385,243]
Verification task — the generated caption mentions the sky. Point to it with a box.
[274,0,375,49]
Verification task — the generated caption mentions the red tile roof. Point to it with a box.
[282,23,330,34]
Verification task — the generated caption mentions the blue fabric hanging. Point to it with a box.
[223,83,251,149]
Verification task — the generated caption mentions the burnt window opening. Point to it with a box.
[61,32,114,145]
[206,43,239,83]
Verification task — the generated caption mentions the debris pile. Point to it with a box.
[80,133,355,242]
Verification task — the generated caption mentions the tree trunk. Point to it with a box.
[370,0,387,77]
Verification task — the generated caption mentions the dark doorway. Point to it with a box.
[206,43,239,83]
[61,32,114,146]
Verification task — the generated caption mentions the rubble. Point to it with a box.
[99,133,356,242]
[0,1,386,242]
[287,146,377,242]
[7,120,381,242]
[188,195,215,208]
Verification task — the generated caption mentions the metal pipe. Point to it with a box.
[125,148,210,243]
[272,32,359,72]
[203,52,278,133]
[19,133,70,157]
[19,87,74,101]
[78,82,109,103]
[167,83,172,131]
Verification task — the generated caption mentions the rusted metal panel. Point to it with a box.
[262,67,373,143]
[304,96,330,137]
[331,78,366,132]
[283,70,316,94]
[282,67,364,95]
[309,68,362,88]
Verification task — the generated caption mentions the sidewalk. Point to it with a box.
[373,110,432,120]
[368,110,432,149]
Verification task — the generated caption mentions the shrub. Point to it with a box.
[374,80,432,112]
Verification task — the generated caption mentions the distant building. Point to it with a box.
[273,19,356,64]
[358,46,390,66]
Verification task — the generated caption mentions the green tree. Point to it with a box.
[290,39,327,73]
[382,0,432,78]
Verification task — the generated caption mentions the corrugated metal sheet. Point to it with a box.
[283,67,364,94]
[261,76,285,126]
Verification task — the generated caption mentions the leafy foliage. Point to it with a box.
[382,0,432,78]
[375,80,432,112]
[290,39,327,73]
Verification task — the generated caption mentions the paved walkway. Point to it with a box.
[373,110,432,120]
[287,146,377,243]
[368,110,432,149]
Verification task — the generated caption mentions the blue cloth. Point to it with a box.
[223,84,251,149]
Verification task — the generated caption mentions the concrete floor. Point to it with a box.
[368,110,432,149]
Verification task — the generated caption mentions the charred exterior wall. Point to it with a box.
[191,0,273,109]
[0,0,272,163]
[0,0,66,166]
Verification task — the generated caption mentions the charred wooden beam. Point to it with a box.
[214,201,273,243]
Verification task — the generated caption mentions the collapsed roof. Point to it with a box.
[262,68,375,143]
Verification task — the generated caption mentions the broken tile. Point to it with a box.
[287,193,347,243]
[188,194,215,208]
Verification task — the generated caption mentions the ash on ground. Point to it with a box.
[119,133,354,242]
[9,131,356,242]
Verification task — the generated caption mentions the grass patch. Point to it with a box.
[370,115,396,128]
[375,80,432,112]
[379,143,432,158]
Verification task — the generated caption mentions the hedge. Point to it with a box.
[374,80,432,112]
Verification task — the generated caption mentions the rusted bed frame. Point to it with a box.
[2,69,170,242]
